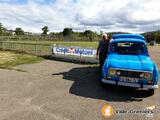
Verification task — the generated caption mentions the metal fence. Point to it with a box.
[0,41,98,63]
[0,41,52,56]
[0,35,100,41]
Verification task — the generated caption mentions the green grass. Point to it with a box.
[0,51,43,69]
[1,41,99,48]
[0,41,99,55]
[1,41,159,57]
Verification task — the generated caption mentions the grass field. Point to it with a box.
[0,41,99,55]
[0,51,43,69]
[2,40,159,48]
[1,40,99,48]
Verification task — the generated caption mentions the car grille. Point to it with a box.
[117,70,142,78]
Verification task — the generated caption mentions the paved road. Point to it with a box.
[0,60,159,120]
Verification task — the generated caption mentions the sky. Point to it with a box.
[0,0,160,33]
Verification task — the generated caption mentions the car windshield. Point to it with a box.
[110,42,146,54]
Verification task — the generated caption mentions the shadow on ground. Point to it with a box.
[52,66,154,102]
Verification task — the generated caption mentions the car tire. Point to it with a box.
[148,89,154,94]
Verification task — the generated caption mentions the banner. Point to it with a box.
[53,45,97,57]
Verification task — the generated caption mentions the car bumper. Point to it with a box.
[102,78,159,89]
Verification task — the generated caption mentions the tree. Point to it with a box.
[83,30,94,41]
[0,23,4,36]
[100,31,103,36]
[42,26,49,35]
[2,27,7,36]
[154,31,160,43]
[62,28,73,36]
[15,28,24,35]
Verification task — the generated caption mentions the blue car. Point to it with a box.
[101,34,159,92]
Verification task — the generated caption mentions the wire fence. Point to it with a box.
[0,41,52,56]
[0,35,100,42]
[0,41,98,63]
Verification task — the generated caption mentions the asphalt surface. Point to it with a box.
[0,60,159,120]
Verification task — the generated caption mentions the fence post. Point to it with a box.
[35,44,37,54]
[80,51,82,60]
[52,44,56,55]
[64,49,65,56]
[11,43,13,50]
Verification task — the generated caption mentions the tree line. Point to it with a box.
[142,31,160,43]
[0,22,160,43]
[0,23,100,41]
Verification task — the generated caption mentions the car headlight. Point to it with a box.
[109,69,116,76]
[144,72,152,79]
[139,72,152,79]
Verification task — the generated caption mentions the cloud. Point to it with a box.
[77,0,160,32]
[0,0,160,33]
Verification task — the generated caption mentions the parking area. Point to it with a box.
[0,58,159,120]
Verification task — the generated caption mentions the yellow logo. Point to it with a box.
[101,104,114,118]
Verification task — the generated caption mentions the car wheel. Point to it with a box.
[148,89,154,94]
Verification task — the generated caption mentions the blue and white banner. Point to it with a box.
[53,46,97,57]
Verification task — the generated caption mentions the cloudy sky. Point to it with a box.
[0,0,160,33]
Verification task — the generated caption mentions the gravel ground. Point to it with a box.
[0,60,159,120]
[0,45,159,120]
[149,45,160,68]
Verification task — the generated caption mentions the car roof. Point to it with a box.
[112,34,145,40]
[110,38,146,43]
[111,34,146,43]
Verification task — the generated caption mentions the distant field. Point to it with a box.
[0,41,99,56]
[2,40,159,48]
[1,41,99,48]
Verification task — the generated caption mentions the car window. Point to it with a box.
[110,42,146,54]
